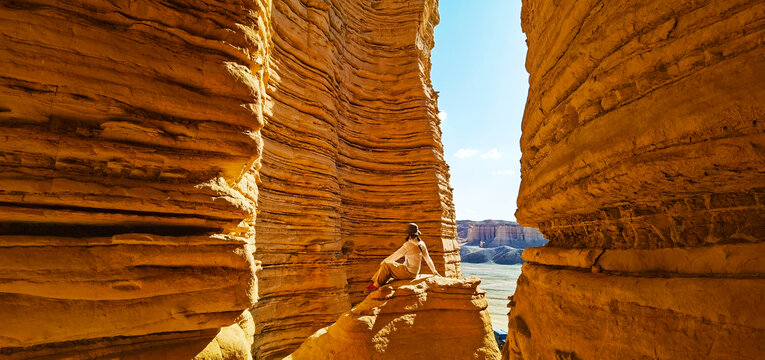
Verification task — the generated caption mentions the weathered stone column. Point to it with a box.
[251,0,458,358]
[508,0,765,358]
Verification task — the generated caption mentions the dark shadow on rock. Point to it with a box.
[0,329,221,360]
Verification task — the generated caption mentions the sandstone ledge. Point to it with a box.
[285,276,501,360]
[522,243,765,275]
[505,264,765,359]
[0,233,258,348]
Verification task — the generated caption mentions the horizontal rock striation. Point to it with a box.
[1,0,458,358]
[0,0,267,356]
[285,276,501,360]
[516,0,765,248]
[509,0,765,359]
[507,245,765,359]
[251,0,459,358]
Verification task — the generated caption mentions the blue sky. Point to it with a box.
[431,0,529,221]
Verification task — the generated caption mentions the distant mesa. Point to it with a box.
[458,220,547,264]
[457,219,547,248]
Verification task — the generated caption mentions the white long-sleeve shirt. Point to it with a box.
[382,239,440,276]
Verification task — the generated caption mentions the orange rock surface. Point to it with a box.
[251,0,459,358]
[0,0,267,356]
[0,0,457,358]
[509,0,765,358]
[516,0,764,246]
[285,276,501,360]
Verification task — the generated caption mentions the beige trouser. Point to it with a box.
[371,261,416,287]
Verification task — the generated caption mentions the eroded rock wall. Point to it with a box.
[252,0,459,358]
[0,1,457,358]
[0,0,268,356]
[509,0,765,359]
[516,0,764,247]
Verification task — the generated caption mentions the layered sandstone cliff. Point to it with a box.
[251,1,459,358]
[285,276,501,360]
[509,0,765,359]
[0,0,456,358]
[0,0,267,356]
[458,220,546,248]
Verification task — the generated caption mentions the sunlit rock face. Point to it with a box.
[509,0,765,359]
[516,0,764,248]
[0,0,457,358]
[285,277,501,360]
[251,0,459,358]
[0,0,267,357]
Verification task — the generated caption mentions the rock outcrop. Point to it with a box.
[285,276,501,360]
[195,310,256,360]
[250,0,458,358]
[0,0,457,358]
[509,0,765,359]
[458,220,546,248]
[516,0,764,248]
[456,220,471,239]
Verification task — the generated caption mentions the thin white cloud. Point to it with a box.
[491,169,516,176]
[438,111,447,122]
[481,149,501,159]
[454,148,479,159]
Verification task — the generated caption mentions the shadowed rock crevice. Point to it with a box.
[0,222,219,237]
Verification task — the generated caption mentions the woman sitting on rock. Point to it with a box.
[364,223,442,292]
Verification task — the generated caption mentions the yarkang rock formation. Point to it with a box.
[0,0,460,358]
[3,0,761,359]
[0,0,268,357]
[250,0,460,358]
[508,0,765,359]
[284,277,501,360]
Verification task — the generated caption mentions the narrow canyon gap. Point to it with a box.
[507,0,765,359]
[0,0,458,358]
